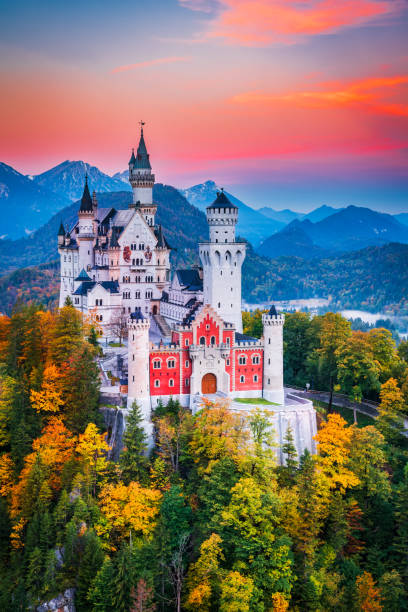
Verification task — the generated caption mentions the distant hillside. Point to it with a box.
[258,207,302,224]
[258,204,341,225]
[0,162,70,239]
[245,242,408,314]
[33,160,131,201]
[3,242,408,317]
[0,185,208,275]
[258,205,408,258]
[179,180,283,246]
[258,220,330,259]
[395,213,408,227]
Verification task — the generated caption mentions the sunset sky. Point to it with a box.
[1,0,407,211]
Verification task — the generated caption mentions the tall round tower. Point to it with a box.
[199,190,246,332]
[127,310,152,441]
[77,176,95,272]
[128,123,157,227]
[262,305,285,405]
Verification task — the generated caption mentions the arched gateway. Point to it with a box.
[201,373,217,394]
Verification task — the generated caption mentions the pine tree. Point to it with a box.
[43,548,58,596]
[26,546,44,601]
[89,556,115,611]
[120,402,149,485]
[112,544,135,612]
[76,530,105,612]
[278,425,298,487]
[88,326,99,347]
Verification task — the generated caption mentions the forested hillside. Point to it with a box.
[2,242,408,317]
[0,305,407,610]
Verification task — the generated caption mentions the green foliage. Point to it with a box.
[119,402,148,485]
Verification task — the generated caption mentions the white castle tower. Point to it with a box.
[77,175,96,272]
[199,190,246,332]
[127,310,153,441]
[262,306,285,405]
[128,122,157,227]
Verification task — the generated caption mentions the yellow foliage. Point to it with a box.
[185,533,224,611]
[220,571,254,612]
[0,453,14,497]
[97,481,162,546]
[270,592,289,612]
[315,413,359,492]
[190,400,249,474]
[30,364,64,413]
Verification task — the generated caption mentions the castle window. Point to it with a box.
[74,298,79,305]
[238,355,246,365]
[210,336,216,345]
[167,359,175,368]
[218,302,221,308]
[139,243,144,250]
[226,337,230,345]
[135,291,140,299]
[154,379,160,388]
[240,375,245,383]
[253,375,258,383]
[153,360,161,369]
[268,378,270,385]
[169,379,174,387]
[226,359,230,366]
[146,290,153,299]
[268,358,270,365]
[185,378,189,386]
[185,339,189,346]
[199,336,205,345]
[206,324,210,330]
[185,360,189,368]
[268,338,271,344]
[252,355,260,365]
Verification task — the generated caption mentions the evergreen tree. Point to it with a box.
[278,425,298,487]
[43,548,58,597]
[26,546,44,601]
[89,556,115,612]
[76,530,105,612]
[88,326,99,348]
[120,402,149,485]
[112,544,135,612]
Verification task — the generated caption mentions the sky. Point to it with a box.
[0,0,407,212]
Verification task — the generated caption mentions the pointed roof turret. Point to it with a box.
[57,220,65,236]
[79,174,93,213]
[135,123,151,170]
[75,268,91,282]
[268,305,278,317]
[129,147,136,166]
[207,188,237,210]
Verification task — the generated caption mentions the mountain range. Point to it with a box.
[179,180,284,246]
[258,204,342,225]
[258,206,408,259]
[32,160,131,201]
[0,162,70,239]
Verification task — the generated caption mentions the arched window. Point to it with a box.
[199,336,205,345]
[167,359,176,368]
[252,355,260,365]
[169,379,174,387]
[240,375,245,383]
[154,379,160,388]
[238,355,246,365]
[210,336,216,345]
[153,360,161,369]
[253,375,258,383]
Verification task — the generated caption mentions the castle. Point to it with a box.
[58,126,317,459]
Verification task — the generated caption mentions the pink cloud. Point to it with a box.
[112,56,189,74]
[180,0,401,45]
[231,75,408,117]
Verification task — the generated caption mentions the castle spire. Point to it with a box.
[135,121,151,170]
[79,174,93,213]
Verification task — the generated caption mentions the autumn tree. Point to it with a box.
[219,571,254,612]
[376,378,406,445]
[185,533,224,611]
[356,571,383,612]
[315,413,359,493]
[30,364,63,415]
[336,331,380,401]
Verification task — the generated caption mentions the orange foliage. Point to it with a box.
[0,453,14,497]
[356,572,383,611]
